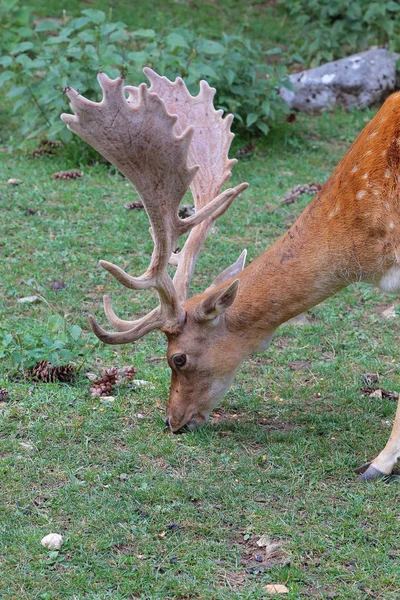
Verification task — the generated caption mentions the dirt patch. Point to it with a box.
[238,536,289,574]
[211,409,297,433]
[112,542,137,555]
[256,417,297,432]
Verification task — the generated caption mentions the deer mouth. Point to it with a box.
[165,413,207,433]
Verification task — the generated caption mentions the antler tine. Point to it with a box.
[62,72,241,343]
[102,295,160,332]
[139,68,248,301]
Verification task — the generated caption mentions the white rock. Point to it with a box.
[280,49,398,113]
[41,533,63,550]
[132,379,155,389]
[8,178,22,185]
[17,295,39,304]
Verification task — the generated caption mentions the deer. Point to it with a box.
[61,69,400,482]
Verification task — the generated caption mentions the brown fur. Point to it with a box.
[165,93,400,439]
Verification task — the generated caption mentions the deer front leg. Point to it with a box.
[358,398,400,481]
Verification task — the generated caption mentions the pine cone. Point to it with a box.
[0,388,9,401]
[30,139,62,158]
[52,170,83,180]
[89,366,136,397]
[26,360,74,383]
[236,143,255,158]
[124,201,144,210]
[89,367,119,397]
[53,364,75,383]
[281,182,322,205]
[121,365,136,381]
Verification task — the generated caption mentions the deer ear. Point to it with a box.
[205,250,247,292]
[195,279,240,322]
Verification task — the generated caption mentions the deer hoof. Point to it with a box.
[356,465,386,482]
[354,461,371,474]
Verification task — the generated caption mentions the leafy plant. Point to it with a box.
[0,314,86,373]
[0,0,32,54]
[279,0,400,66]
[0,5,292,149]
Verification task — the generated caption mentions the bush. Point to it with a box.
[0,6,293,148]
[0,314,86,374]
[279,0,400,66]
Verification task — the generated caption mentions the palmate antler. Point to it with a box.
[61,71,248,344]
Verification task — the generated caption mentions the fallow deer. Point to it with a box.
[61,70,400,481]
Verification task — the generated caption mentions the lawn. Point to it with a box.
[1,2,400,599]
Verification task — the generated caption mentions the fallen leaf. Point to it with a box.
[264,584,289,594]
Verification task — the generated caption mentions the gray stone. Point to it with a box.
[280,49,399,113]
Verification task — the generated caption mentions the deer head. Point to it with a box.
[61,69,249,431]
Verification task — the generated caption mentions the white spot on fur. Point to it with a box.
[385,202,390,208]
[385,169,391,178]
[389,222,395,229]
[366,149,373,155]
[373,189,380,196]
[379,116,387,123]
[367,131,377,140]
[350,165,358,174]
[329,206,339,217]
[362,172,368,179]
[356,190,366,199]
[379,266,400,293]
[381,150,387,156]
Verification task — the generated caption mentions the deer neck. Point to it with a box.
[227,169,390,353]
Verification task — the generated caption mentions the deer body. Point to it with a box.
[62,73,400,481]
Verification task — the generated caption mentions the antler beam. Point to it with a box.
[61,71,247,343]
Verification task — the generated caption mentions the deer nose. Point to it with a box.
[165,417,171,429]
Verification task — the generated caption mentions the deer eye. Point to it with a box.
[172,354,187,368]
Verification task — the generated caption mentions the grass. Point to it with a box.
[1,2,400,598]
[1,103,400,599]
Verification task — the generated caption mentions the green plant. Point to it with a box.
[0,6,292,148]
[0,0,32,54]
[0,314,85,373]
[279,0,400,66]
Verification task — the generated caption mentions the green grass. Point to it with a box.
[1,1,400,597]
[1,104,400,599]
[20,0,291,48]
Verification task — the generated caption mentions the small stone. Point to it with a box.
[8,178,22,185]
[382,305,397,319]
[132,379,154,388]
[17,295,39,304]
[119,473,128,480]
[41,533,63,550]
[86,372,98,382]
[256,534,271,547]
[19,441,35,450]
